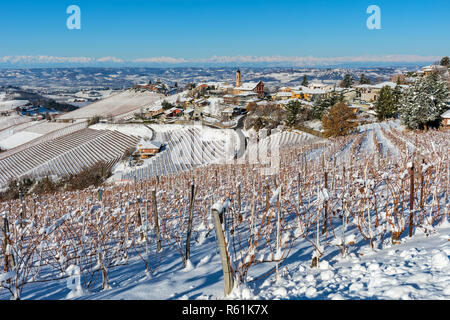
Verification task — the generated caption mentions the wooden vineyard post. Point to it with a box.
[265,184,270,213]
[2,212,8,272]
[409,163,415,237]
[98,187,103,203]
[137,198,145,242]
[304,154,307,174]
[237,183,242,218]
[342,202,347,258]
[275,186,282,281]
[322,171,329,235]
[152,189,162,252]
[185,182,196,262]
[419,159,425,220]
[2,212,15,272]
[211,205,234,296]
[19,189,26,230]
[19,190,26,221]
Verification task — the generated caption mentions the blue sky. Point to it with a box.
[0,0,448,67]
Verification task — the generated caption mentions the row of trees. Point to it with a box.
[252,65,448,136]
[339,73,371,88]
[375,72,449,130]
[301,72,448,138]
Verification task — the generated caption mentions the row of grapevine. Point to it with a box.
[0,121,89,160]
[0,128,139,189]
[0,124,448,299]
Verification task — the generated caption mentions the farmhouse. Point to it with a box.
[146,104,164,118]
[419,65,447,77]
[354,81,402,102]
[222,107,235,121]
[164,107,183,118]
[223,94,238,105]
[275,91,293,100]
[442,110,450,129]
[135,140,162,159]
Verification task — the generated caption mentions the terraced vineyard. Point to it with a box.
[58,90,163,121]
[0,128,139,189]
[0,115,31,133]
[0,121,88,155]
[117,128,318,181]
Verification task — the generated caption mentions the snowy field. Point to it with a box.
[0,100,29,112]
[58,90,163,120]
[7,221,447,301]
[0,115,30,131]
[0,131,43,150]
[0,92,29,112]
[91,123,154,139]
[113,125,317,182]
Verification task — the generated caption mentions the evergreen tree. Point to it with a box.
[301,75,309,87]
[285,100,304,126]
[340,74,354,88]
[440,56,449,67]
[374,86,399,121]
[399,73,449,130]
[359,73,371,85]
[392,84,403,108]
[322,102,357,138]
[311,91,344,119]
[162,100,175,110]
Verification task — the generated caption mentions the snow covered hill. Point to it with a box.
[58,90,163,121]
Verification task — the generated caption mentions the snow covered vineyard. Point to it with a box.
[0,128,139,189]
[0,120,88,154]
[0,115,31,132]
[117,128,225,181]
[57,90,163,121]
[117,129,318,181]
[0,125,448,300]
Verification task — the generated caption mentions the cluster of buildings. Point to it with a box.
[16,105,59,119]
[134,79,179,96]
[137,64,449,128]
[140,70,262,124]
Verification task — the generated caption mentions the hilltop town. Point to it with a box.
[125,61,450,134]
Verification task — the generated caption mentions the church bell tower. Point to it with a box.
[236,69,242,88]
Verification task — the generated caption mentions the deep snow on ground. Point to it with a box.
[0,131,42,150]
[251,223,450,300]
[7,219,449,301]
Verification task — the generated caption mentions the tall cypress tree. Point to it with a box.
[375,86,396,121]
[285,100,304,126]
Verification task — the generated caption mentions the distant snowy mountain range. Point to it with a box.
[0,66,421,92]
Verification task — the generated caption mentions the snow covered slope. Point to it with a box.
[58,90,163,120]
